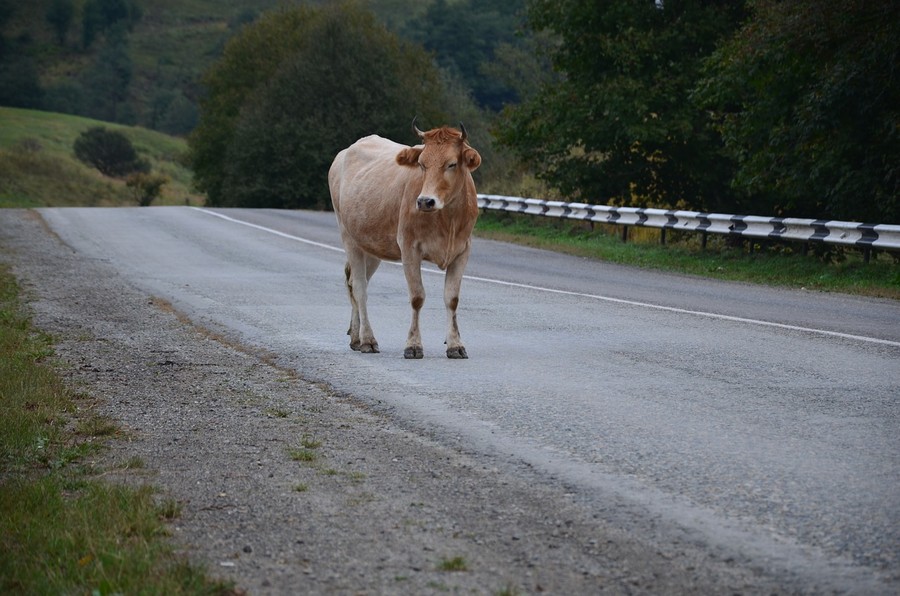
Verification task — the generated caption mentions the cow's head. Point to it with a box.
[396,118,481,212]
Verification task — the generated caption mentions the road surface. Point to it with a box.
[11,207,900,592]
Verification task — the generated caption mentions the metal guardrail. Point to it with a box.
[477,194,900,252]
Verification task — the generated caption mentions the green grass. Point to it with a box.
[300,435,322,449]
[437,556,468,572]
[287,448,318,463]
[0,107,202,208]
[0,264,231,594]
[475,212,900,300]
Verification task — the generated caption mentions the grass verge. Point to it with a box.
[0,264,231,594]
[475,212,900,300]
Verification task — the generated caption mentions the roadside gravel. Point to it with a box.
[1,209,780,595]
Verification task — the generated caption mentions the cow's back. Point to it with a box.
[329,135,419,261]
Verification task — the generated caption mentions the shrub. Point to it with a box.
[125,172,167,206]
[73,126,149,177]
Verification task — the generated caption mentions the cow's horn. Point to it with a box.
[459,121,468,142]
[412,116,425,139]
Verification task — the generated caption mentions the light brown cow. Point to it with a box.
[328,120,481,359]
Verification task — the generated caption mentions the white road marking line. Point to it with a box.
[194,207,900,348]
[195,207,344,253]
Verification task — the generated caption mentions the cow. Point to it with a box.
[328,119,481,359]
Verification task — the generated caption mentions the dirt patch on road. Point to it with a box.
[1,209,774,595]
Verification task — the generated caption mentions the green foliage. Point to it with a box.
[190,1,456,208]
[82,0,140,49]
[45,0,73,45]
[497,0,747,211]
[437,556,468,572]
[0,3,44,110]
[695,0,899,223]
[187,4,321,206]
[42,79,86,115]
[157,92,198,136]
[125,171,167,206]
[74,126,148,177]
[0,54,43,109]
[82,25,134,123]
[399,0,528,111]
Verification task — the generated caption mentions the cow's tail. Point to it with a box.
[344,261,353,336]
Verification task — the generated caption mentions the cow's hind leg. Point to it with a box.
[443,247,470,359]
[345,251,380,353]
[344,262,360,347]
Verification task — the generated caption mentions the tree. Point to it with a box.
[0,55,43,109]
[43,79,86,115]
[46,0,74,46]
[158,93,198,136]
[0,2,43,109]
[189,1,456,208]
[496,0,746,211]
[695,0,899,223]
[74,127,148,177]
[188,4,324,206]
[400,0,528,111]
[82,0,140,49]
[81,25,133,122]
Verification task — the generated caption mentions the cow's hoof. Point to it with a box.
[404,346,424,359]
[446,346,468,359]
[350,340,361,351]
[359,342,379,354]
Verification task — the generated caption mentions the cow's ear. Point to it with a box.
[463,147,481,172]
[396,147,422,167]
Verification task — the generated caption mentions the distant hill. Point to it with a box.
[0,106,199,207]
[0,0,527,134]
[1,0,284,133]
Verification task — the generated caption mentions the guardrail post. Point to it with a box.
[701,231,708,250]
[660,228,667,245]
[621,226,628,243]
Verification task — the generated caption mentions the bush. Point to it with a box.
[73,127,149,177]
[125,172,167,206]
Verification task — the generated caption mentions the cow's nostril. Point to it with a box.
[417,197,437,210]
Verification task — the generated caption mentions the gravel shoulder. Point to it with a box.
[1,209,784,595]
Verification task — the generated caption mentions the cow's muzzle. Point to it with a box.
[416,196,438,211]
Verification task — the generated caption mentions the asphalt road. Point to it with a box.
[37,206,900,592]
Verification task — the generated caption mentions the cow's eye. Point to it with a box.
[447,162,457,169]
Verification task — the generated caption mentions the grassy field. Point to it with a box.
[0,264,230,594]
[0,107,202,208]
[475,212,900,300]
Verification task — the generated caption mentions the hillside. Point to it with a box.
[0,107,200,207]
[1,0,284,133]
[0,0,513,134]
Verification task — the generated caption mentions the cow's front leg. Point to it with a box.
[402,256,425,359]
[443,246,470,359]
